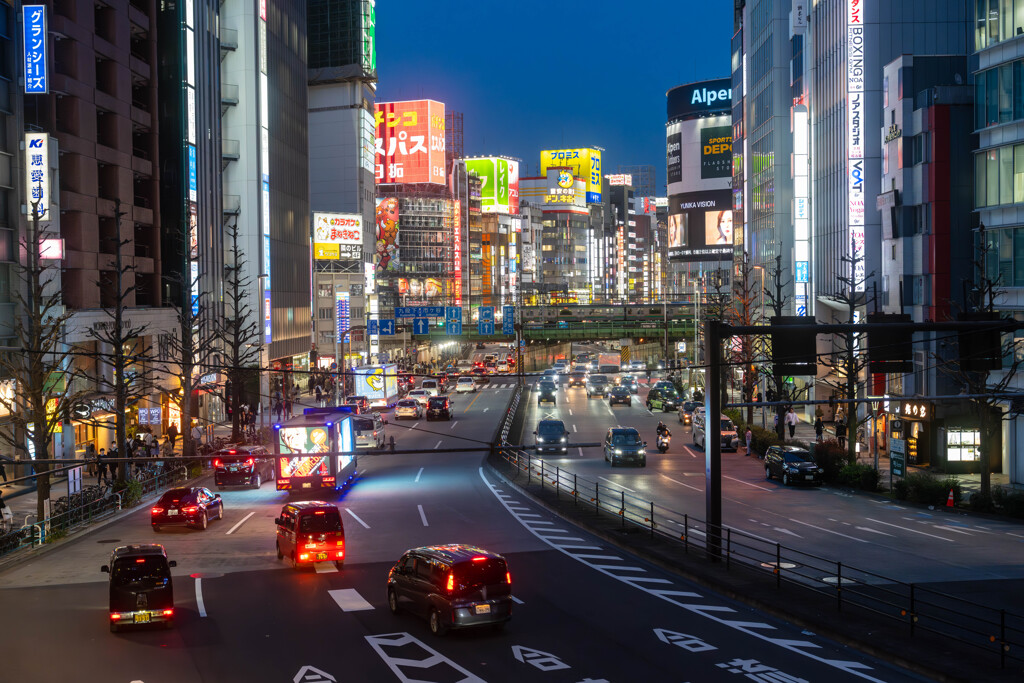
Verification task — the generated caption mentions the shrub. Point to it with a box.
[811,439,852,484]
[893,478,909,500]
[992,487,1024,518]
[969,491,994,512]
[113,479,143,508]
[750,425,780,457]
[724,408,743,428]
[839,463,880,492]
[903,473,960,506]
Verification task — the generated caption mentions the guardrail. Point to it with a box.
[495,445,1024,669]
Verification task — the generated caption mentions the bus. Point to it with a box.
[273,408,359,493]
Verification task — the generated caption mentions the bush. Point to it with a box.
[113,479,143,508]
[902,473,960,506]
[992,487,1024,517]
[811,439,853,484]
[750,425,780,457]
[969,491,994,512]
[839,463,880,492]
[893,478,909,500]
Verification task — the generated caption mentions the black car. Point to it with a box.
[345,396,370,413]
[567,371,588,388]
[646,387,679,412]
[471,367,490,385]
[586,375,610,398]
[603,427,647,467]
[426,396,452,421]
[387,544,513,636]
[537,380,558,405]
[102,544,177,632]
[678,401,699,425]
[476,342,486,349]
[534,419,569,454]
[617,375,639,393]
[609,386,632,406]
[764,445,824,486]
[151,487,224,531]
[213,446,272,490]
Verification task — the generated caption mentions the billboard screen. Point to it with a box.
[667,190,734,262]
[700,126,733,179]
[374,197,399,272]
[540,148,602,203]
[314,212,363,260]
[375,100,446,185]
[667,78,732,122]
[465,157,520,214]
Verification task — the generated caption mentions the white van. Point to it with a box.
[420,379,441,397]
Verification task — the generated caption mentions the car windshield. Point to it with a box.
[612,387,627,394]
[398,400,417,407]
[158,488,191,506]
[721,420,734,431]
[111,556,171,589]
[783,452,812,464]
[539,382,556,391]
[612,433,641,446]
[428,398,447,407]
[537,421,564,436]
[683,402,698,412]
[543,370,555,375]
[590,376,608,384]
[353,417,374,431]
[458,378,473,383]
[298,509,343,533]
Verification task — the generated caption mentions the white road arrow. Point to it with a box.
[293,665,336,683]
[653,628,717,653]
[512,645,571,671]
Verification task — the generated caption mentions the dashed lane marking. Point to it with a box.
[660,473,701,491]
[418,504,429,527]
[511,596,524,605]
[329,588,373,611]
[788,518,869,543]
[723,475,772,492]
[225,511,255,535]
[346,508,370,529]
[414,467,424,483]
[598,476,636,492]
[865,518,956,542]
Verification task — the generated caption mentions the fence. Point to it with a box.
[495,445,1024,669]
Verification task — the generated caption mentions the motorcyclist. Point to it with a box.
[656,422,671,439]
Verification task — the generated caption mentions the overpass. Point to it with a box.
[410,319,695,342]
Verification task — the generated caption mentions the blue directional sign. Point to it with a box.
[427,305,444,317]
[479,306,494,322]
[380,319,396,336]
[414,317,430,335]
[502,306,514,335]
[396,305,445,318]
[446,320,462,336]
[395,307,413,318]
[446,306,461,322]
[478,321,494,336]
[368,319,379,336]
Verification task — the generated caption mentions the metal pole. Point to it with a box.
[705,318,722,561]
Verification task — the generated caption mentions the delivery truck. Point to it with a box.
[274,408,359,493]
[598,353,621,374]
[349,364,400,408]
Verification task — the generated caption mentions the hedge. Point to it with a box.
[894,472,961,506]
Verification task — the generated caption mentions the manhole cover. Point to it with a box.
[760,561,798,570]
[96,539,120,544]
[822,576,859,586]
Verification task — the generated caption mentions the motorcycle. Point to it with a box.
[657,433,671,453]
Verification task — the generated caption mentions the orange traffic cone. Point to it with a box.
[946,489,955,508]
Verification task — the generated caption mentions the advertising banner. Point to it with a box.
[314,212,363,260]
[540,148,602,203]
[465,157,520,214]
[543,169,586,207]
[700,126,733,179]
[375,100,446,184]
[667,189,734,262]
[374,198,399,272]
[667,78,732,122]
[23,5,47,94]
[279,426,331,455]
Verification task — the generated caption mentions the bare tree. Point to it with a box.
[0,199,79,519]
[214,219,263,441]
[728,252,765,425]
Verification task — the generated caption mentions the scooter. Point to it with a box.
[657,433,671,453]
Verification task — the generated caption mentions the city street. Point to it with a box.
[0,374,922,683]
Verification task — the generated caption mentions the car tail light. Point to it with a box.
[323,476,335,484]
[162,609,174,617]
[213,459,222,468]
[110,613,122,621]
[336,540,344,547]
[135,558,146,563]
[245,458,254,467]
[182,506,198,513]
[151,507,164,514]
[336,551,344,559]
[446,572,454,592]
[506,571,512,584]
[471,556,487,562]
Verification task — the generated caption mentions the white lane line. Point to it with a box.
[329,588,373,611]
[865,518,956,542]
[660,473,702,492]
[225,511,255,535]
[569,409,573,416]
[483,407,489,413]
[607,407,615,417]
[433,440,442,449]
[575,554,622,560]
[572,424,578,433]
[346,508,370,529]
[789,518,869,543]
[932,525,973,536]
[723,475,772,492]
[594,565,646,572]
[624,577,673,584]
[536,528,571,534]
[450,421,458,429]
[315,561,338,574]
[414,467,424,483]
[854,526,893,537]
[195,578,207,617]
[418,504,429,526]
[599,476,636,492]
[410,422,418,429]
[517,513,542,517]
[558,545,604,550]
[577,447,584,457]
[546,537,587,543]
[511,595,525,605]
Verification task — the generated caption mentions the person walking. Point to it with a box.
[85,443,96,477]
[108,445,119,481]
[785,407,798,439]
[0,455,9,484]
[814,416,824,443]
[167,422,178,449]
[315,384,323,408]
[745,428,753,456]
[97,448,109,484]
[836,421,848,449]
[191,423,203,452]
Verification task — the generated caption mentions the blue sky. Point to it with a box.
[376,1,733,194]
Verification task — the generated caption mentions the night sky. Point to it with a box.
[375,1,733,194]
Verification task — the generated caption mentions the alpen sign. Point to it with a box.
[690,86,730,106]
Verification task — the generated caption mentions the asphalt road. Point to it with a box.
[513,371,1024,605]
[0,353,925,682]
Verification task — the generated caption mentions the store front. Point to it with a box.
[938,406,1001,475]
[887,399,933,467]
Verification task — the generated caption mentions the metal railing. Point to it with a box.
[496,445,1024,669]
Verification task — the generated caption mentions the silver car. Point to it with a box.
[395,399,422,420]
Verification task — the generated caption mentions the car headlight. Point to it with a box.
[787,466,799,473]
[615,449,622,454]
[560,437,567,442]
[817,468,824,474]
[639,449,646,455]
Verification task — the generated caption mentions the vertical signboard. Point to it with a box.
[259,0,271,343]
[374,100,446,184]
[847,0,866,292]
[452,198,462,305]
[374,198,400,272]
[336,291,350,344]
[23,5,47,94]
[539,148,602,203]
[361,0,376,75]
[24,133,49,218]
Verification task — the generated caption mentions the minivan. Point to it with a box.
[213,445,272,489]
[102,544,177,632]
[534,419,569,454]
[420,379,441,396]
[353,413,385,449]
[387,544,513,636]
[692,412,739,452]
[275,501,346,569]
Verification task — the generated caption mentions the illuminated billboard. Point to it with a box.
[540,148,602,203]
[24,132,49,218]
[23,6,47,94]
[700,126,732,179]
[667,190,734,262]
[375,100,446,184]
[313,212,363,260]
[465,157,520,214]
[543,169,586,207]
[374,198,399,272]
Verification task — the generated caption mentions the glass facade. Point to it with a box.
[974,141,1024,207]
[975,60,1024,128]
[974,0,1024,49]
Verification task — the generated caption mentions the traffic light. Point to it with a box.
[958,312,1005,372]
[769,316,817,376]
[866,313,913,373]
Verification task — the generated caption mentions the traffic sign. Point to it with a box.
[414,317,430,335]
[379,319,395,335]
[426,305,444,317]
[446,320,462,335]
[479,306,494,322]
[368,319,379,336]
[446,306,461,322]
[394,307,411,318]
[502,305,514,335]
[478,321,494,335]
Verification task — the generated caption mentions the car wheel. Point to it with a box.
[217,503,224,520]
[429,608,447,636]
[198,511,208,530]
[387,588,400,614]
[152,525,160,532]
[783,473,791,486]
[765,466,772,481]
[276,542,283,560]
[110,622,119,633]
[253,473,261,489]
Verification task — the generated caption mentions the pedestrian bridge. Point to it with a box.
[412,319,694,342]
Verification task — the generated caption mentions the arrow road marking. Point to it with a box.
[293,665,337,683]
[654,628,717,652]
[512,645,571,671]
[365,632,486,683]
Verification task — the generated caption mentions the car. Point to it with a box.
[344,396,370,413]
[603,427,647,467]
[353,412,386,449]
[617,374,639,393]
[455,376,477,393]
[692,412,739,452]
[484,354,497,363]
[387,544,513,636]
[398,373,417,391]
[651,380,676,393]
[496,361,510,373]
[407,389,432,406]
[586,374,610,398]
[764,445,824,486]
[553,360,570,375]
[275,501,346,569]
[420,379,442,396]
[395,399,423,420]
[609,386,632,406]
[102,544,177,632]
[534,419,569,454]
[475,342,486,349]
[541,368,560,384]
[426,396,452,421]
[567,371,588,388]
[213,446,273,490]
[151,486,224,532]
[470,367,490,384]
[485,361,498,375]
[646,387,680,412]
[678,401,699,425]
[537,380,558,405]
[629,360,646,372]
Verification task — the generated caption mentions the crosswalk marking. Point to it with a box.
[329,588,374,611]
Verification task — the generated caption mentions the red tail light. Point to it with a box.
[506,571,512,584]
[299,553,309,561]
[446,572,454,592]
[182,506,198,513]
[161,609,174,616]
[135,558,146,563]
[244,458,254,467]
[110,613,121,621]
[213,459,222,468]
[471,556,487,562]
[151,507,164,514]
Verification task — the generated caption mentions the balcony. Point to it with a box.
[223,194,241,215]
[221,83,238,116]
[220,27,237,60]
[221,138,239,169]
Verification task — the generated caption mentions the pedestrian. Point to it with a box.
[745,428,753,456]
[0,455,8,484]
[97,448,108,484]
[785,407,798,439]
[85,443,96,477]
[315,384,323,407]
[191,423,203,449]
[108,445,119,481]
[814,416,824,443]
[836,421,847,449]
[167,421,178,449]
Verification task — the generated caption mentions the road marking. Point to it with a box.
[517,513,542,517]
[315,561,338,574]
[414,467,424,483]
[450,421,458,429]
[557,545,603,550]
[365,632,486,683]
[418,504,429,526]
[624,577,673,584]
[723,475,772,492]
[598,476,635,492]
[660,473,702,492]
[932,525,973,536]
[410,422,418,429]
[195,578,207,617]
[546,537,586,542]
[511,595,524,605]
[346,508,370,529]
[572,424,577,433]
[329,588,373,611]
[574,554,622,560]
[483,407,489,413]
[788,518,869,543]
[463,392,482,412]
[854,526,893,537]
[577,447,584,457]
[594,565,646,572]
[225,511,255,535]
[568,409,573,416]
[536,528,571,534]
[607,407,615,417]
[433,440,442,449]
[865,518,956,542]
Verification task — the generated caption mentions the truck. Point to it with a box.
[598,353,621,375]
[273,408,359,493]
[349,364,400,408]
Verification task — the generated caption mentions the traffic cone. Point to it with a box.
[946,489,955,508]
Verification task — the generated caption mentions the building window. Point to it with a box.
[317,307,333,320]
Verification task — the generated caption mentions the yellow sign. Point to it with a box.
[540,148,602,203]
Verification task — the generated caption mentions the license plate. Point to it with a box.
[474,604,491,615]
[805,475,815,480]
[302,482,312,489]
[134,612,150,624]
[316,552,328,561]
[168,510,178,516]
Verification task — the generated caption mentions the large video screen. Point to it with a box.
[667,190,734,262]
